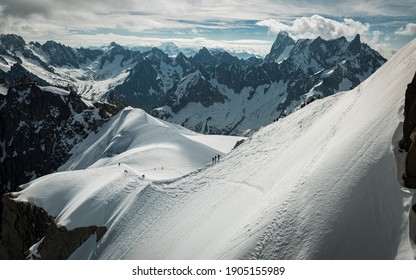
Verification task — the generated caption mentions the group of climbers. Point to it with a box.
[212,155,221,166]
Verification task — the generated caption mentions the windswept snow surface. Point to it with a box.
[15,39,416,260]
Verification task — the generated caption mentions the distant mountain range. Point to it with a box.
[121,32,386,135]
[126,41,261,59]
[0,32,386,135]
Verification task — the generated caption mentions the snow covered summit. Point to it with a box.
[59,106,243,180]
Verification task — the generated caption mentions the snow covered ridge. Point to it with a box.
[5,39,415,259]
[58,106,244,179]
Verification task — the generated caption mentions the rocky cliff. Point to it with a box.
[0,193,106,259]
[398,71,416,249]
[399,71,416,187]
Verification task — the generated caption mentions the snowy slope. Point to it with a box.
[59,107,243,180]
[15,39,416,260]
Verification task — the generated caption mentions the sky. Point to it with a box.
[0,0,415,58]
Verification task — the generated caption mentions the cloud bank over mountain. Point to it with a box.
[0,0,414,58]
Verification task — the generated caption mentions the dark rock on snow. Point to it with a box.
[399,72,416,188]
[0,193,106,260]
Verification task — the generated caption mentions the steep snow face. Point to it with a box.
[14,39,416,260]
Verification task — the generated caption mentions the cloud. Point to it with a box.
[256,14,399,58]
[361,30,395,58]
[257,15,370,40]
[0,1,412,59]
[395,23,416,35]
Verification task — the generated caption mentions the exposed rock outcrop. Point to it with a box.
[400,72,416,151]
[36,220,106,260]
[399,71,416,253]
[0,193,52,259]
[410,197,416,245]
[399,72,416,188]
[0,193,106,260]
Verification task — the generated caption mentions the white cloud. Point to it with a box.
[0,1,412,59]
[257,15,370,40]
[256,14,397,58]
[395,23,416,35]
[256,19,291,34]
[361,30,395,58]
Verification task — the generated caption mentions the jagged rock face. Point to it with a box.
[0,194,106,260]
[1,63,49,86]
[41,41,82,68]
[114,58,165,111]
[264,31,295,63]
[400,72,416,151]
[167,70,227,113]
[0,81,126,227]
[0,194,53,259]
[150,33,386,135]
[36,220,106,260]
[99,42,141,69]
[0,34,26,52]
[192,47,240,67]
[114,49,195,111]
[399,72,416,188]
[0,35,54,73]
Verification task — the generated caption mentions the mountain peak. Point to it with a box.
[352,34,361,43]
[347,34,362,54]
[160,42,179,48]
[264,31,295,63]
[277,31,290,38]
[0,34,26,51]
[145,47,169,62]
[151,47,164,55]
[198,47,213,57]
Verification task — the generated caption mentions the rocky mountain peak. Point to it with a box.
[41,40,80,68]
[264,31,296,63]
[347,34,362,54]
[0,34,26,51]
[107,42,126,53]
[145,47,169,62]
